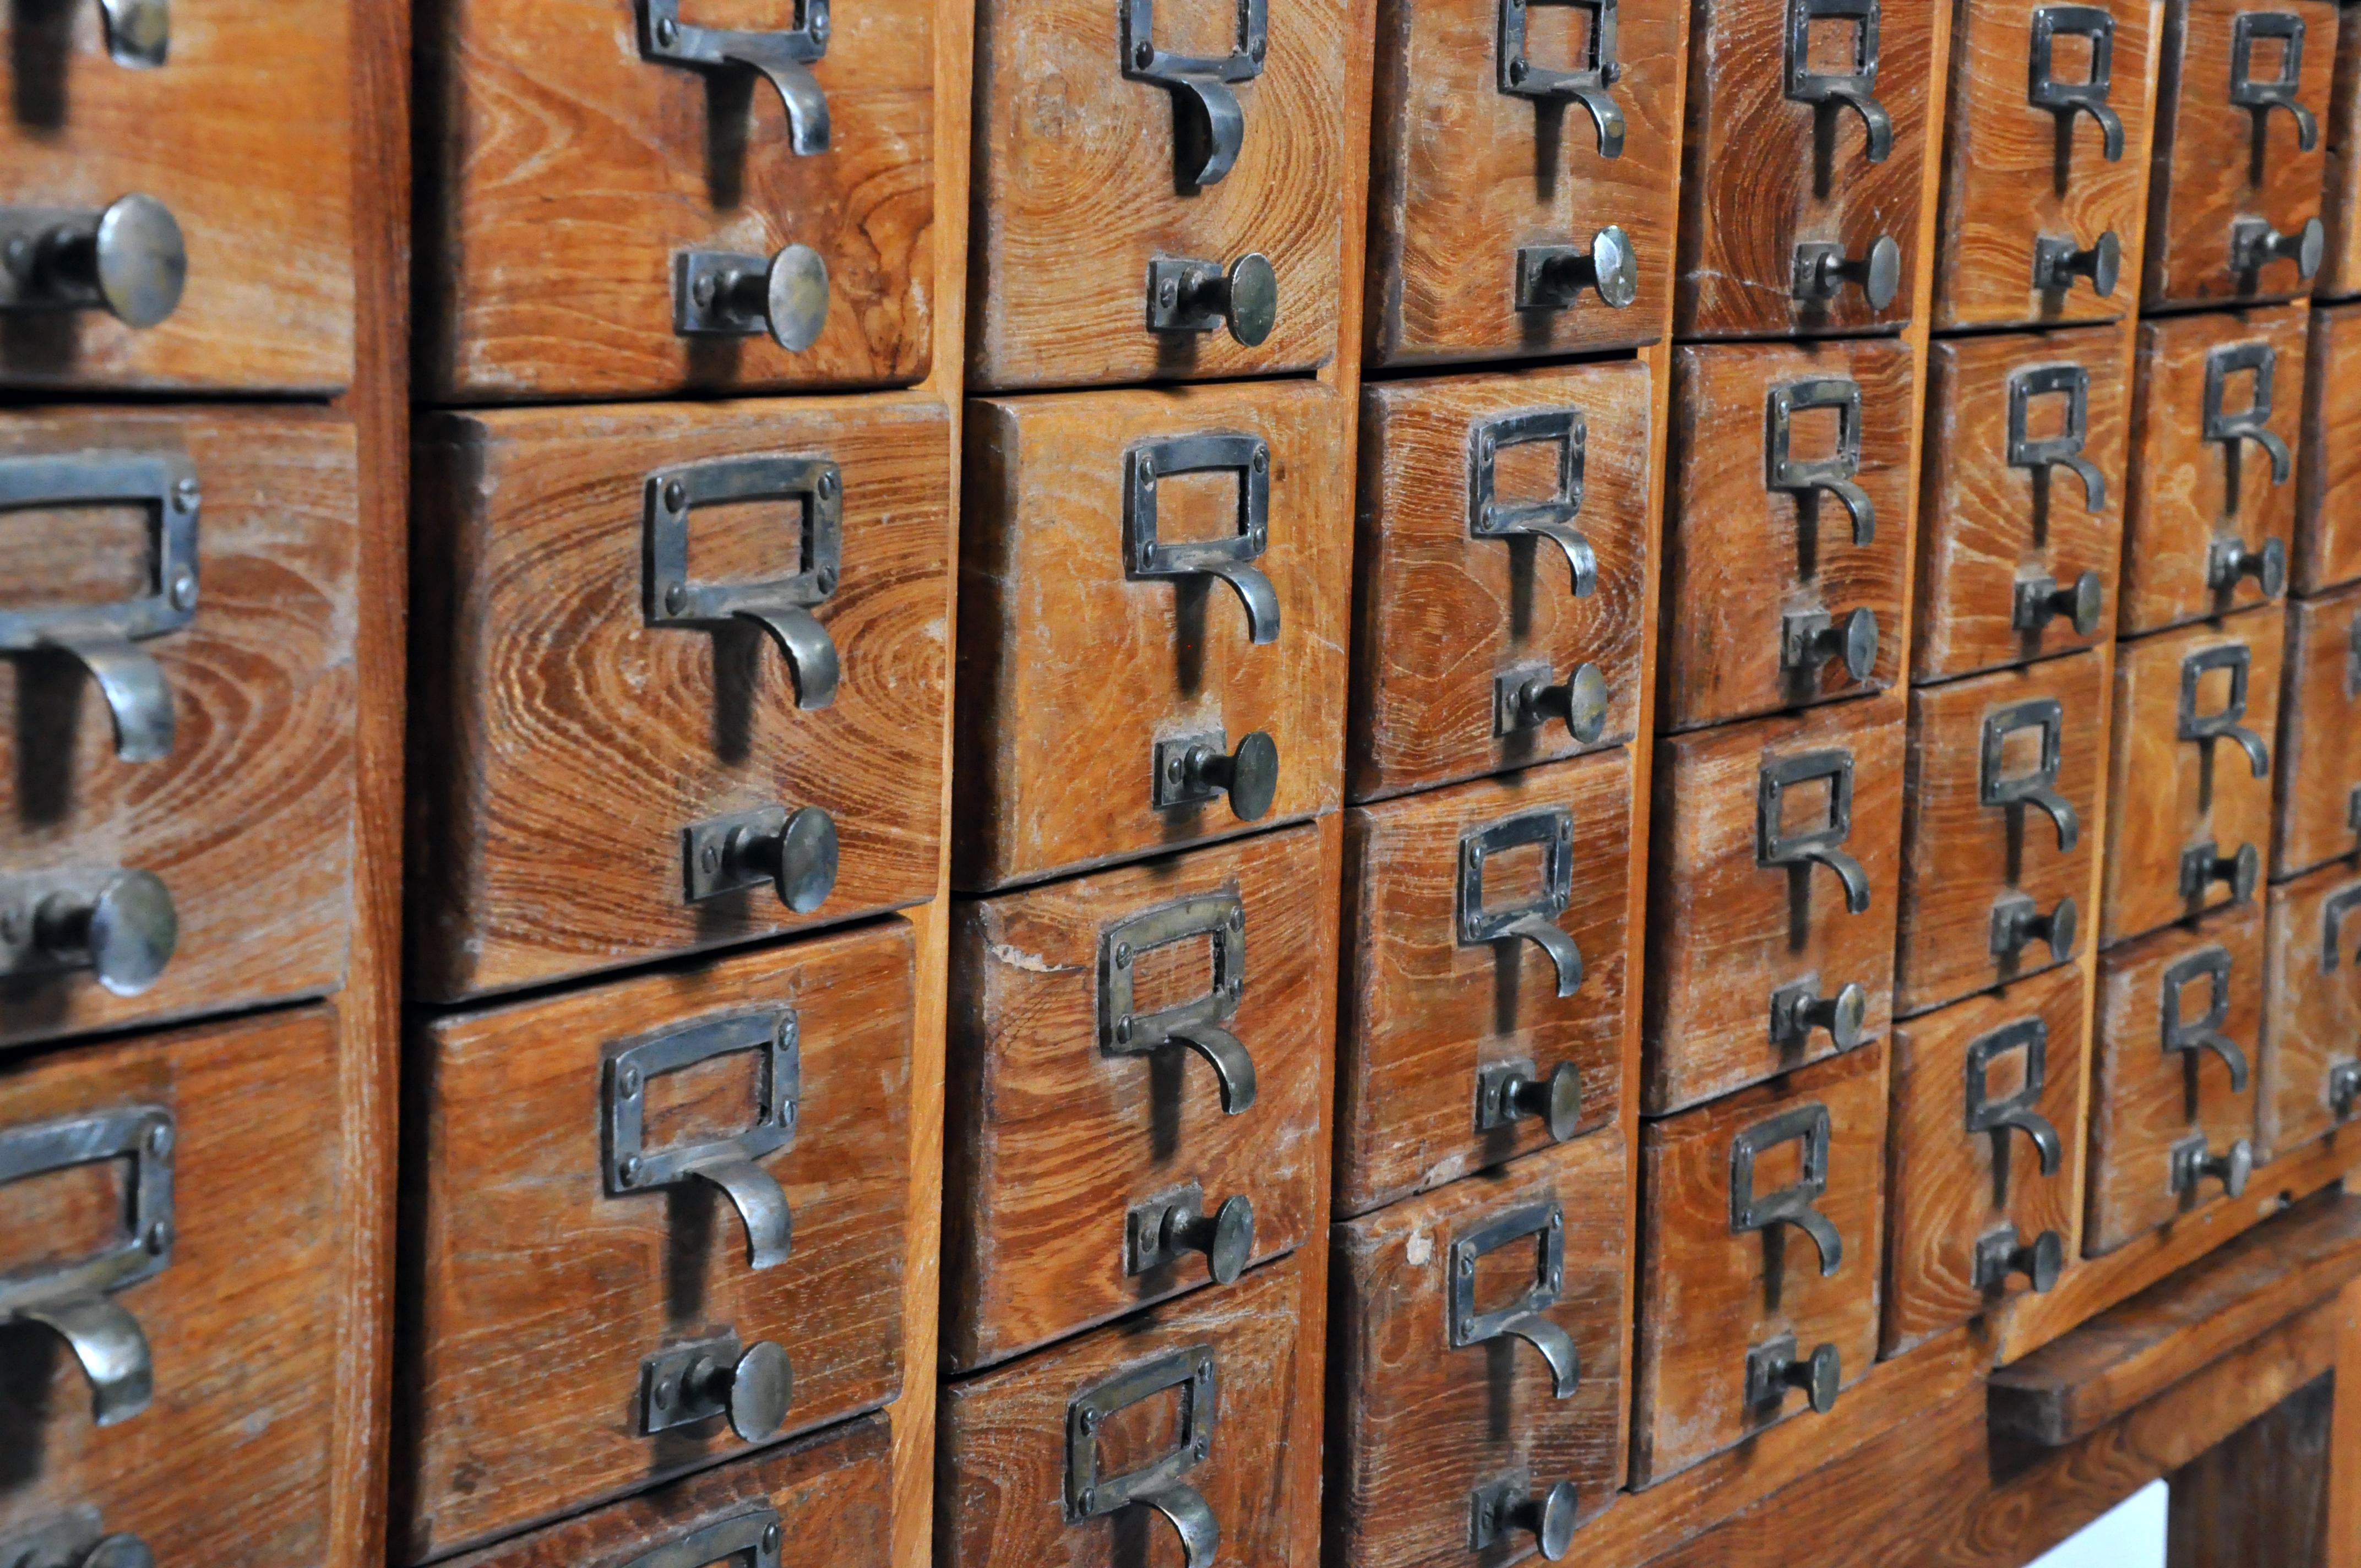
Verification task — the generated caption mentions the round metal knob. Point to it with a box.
[1509,1060,1584,1144]
[1788,608,1879,683]
[1221,253,1279,347]
[2215,1140,2254,1199]
[2036,230,2121,297]
[721,243,830,352]
[2208,536,2288,599]
[1814,981,1870,1050]
[1166,1193,1255,1285]
[1791,1342,1841,1414]
[1998,895,2077,963]
[35,869,177,997]
[2191,842,2262,903]
[79,1537,155,1568]
[1184,731,1280,821]
[727,805,839,914]
[1521,661,1611,744]
[2021,1230,2065,1293]
[55,194,187,330]
[1799,235,1902,308]
[689,1340,794,1444]
[1510,1480,1581,1563]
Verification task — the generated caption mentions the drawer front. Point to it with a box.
[954,382,1350,890]
[1883,967,2086,1359]
[1663,339,1913,731]
[0,2,353,391]
[2122,304,2306,635]
[1934,0,2157,329]
[1337,751,1635,1218]
[1366,0,1686,367]
[409,394,949,1002]
[1328,1131,1630,1566]
[937,1250,1315,1568]
[420,0,933,401]
[1645,691,1904,1115]
[1674,0,1936,337]
[1913,327,2129,683]
[967,0,1352,391]
[1896,651,2108,1017]
[437,1417,891,1568]
[1351,362,1656,803]
[398,927,913,1562]
[943,820,1339,1371]
[1632,1041,1887,1486]
[2260,862,2361,1159]
[2298,301,2361,596]
[2101,607,2283,944]
[2087,901,2261,1254]
[0,1007,339,1563]
[2321,10,2361,295]
[2146,0,2336,308]
[2277,582,2361,877]
[2,409,359,1048]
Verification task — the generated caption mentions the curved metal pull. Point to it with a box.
[1785,0,1892,160]
[1500,0,1626,157]
[732,604,840,709]
[1126,433,1280,645]
[1731,1104,1843,1276]
[1102,892,1260,1116]
[2320,884,2361,972]
[1067,1346,1221,1564]
[1459,808,1585,997]
[606,1011,799,1272]
[2161,945,2250,1093]
[18,1297,155,1428]
[2009,363,2108,513]
[1964,1017,2065,1176]
[1470,408,1599,597]
[1122,0,1266,186]
[2229,11,2318,151]
[646,454,844,710]
[2016,439,2107,507]
[1767,378,1876,545]
[1982,697,2079,853]
[641,0,831,155]
[1171,1024,1258,1114]
[37,629,173,761]
[1499,1313,1581,1396]
[2030,7,2122,158]
[683,1155,795,1271]
[1449,1201,1579,1396]
[1757,749,1873,913]
[2204,340,2294,486]
[1134,1487,1218,1568]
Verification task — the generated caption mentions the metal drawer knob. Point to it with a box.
[674,244,830,352]
[687,804,839,914]
[1780,607,1878,685]
[1973,1226,2064,1294]
[2032,230,2121,297]
[1770,976,1868,1053]
[654,1338,793,1443]
[1157,729,1279,821]
[2013,570,2104,638]
[2170,1136,2252,1199]
[1990,892,2077,966]
[8,869,178,998]
[2331,1060,2361,1120]
[2179,840,2260,905]
[0,194,186,329]
[1476,1059,1583,1144]
[1514,227,1640,312]
[2231,215,2324,282]
[1147,253,1278,346]
[2206,536,2288,599]
[1746,1335,1840,1413]
[1471,1479,1580,1563]
[1499,660,1611,744]
[99,0,170,67]
[1791,236,1901,309]
[1130,1189,1255,1286]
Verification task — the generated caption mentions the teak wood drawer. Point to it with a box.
[2145,0,2337,308]
[1663,338,1913,732]
[1913,326,2128,684]
[2101,606,2283,946]
[1934,0,2158,330]
[936,1250,1316,1568]
[1645,691,1905,1117]
[1882,966,2086,1359]
[0,1,354,393]
[966,0,1356,391]
[1337,750,1635,1218]
[1327,1130,1631,1566]
[2122,303,2306,636]
[2086,900,2262,1254]
[2321,7,2361,295]
[408,394,949,1003]
[1896,651,2108,1019]
[954,381,1349,892]
[0,1006,340,1564]
[1631,1041,1888,1487]
[2277,580,2361,878]
[943,819,1339,1373]
[1364,0,1687,368]
[2298,300,2361,593]
[418,0,934,401]
[434,1417,891,1568]
[1351,361,1656,804]
[396,925,913,1562]
[1,407,360,1049]
[2260,859,2361,1159]
[1673,0,1936,337]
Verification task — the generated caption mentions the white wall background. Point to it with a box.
[2026,1479,2169,1568]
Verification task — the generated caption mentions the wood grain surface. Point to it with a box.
[1364,0,1686,366]
[0,0,355,391]
[2167,1372,2332,1567]
[1934,0,2158,329]
[2318,5,2361,297]
[953,381,1349,891]
[0,1006,341,1561]
[2260,859,2361,1160]
[2101,607,2283,944]
[1326,1130,1631,1566]
[417,0,934,400]
[2120,303,2307,634]
[1630,1041,1889,1487]
[2298,301,2361,593]
[1337,750,1634,1217]
[396,924,913,1561]
[1,406,360,1048]
[2144,0,2336,306]
[1882,965,2088,1358]
[1896,651,2109,1016]
[406,393,949,1002]
[1662,339,1915,730]
[1913,326,2128,682]
[2275,580,2361,878]
[1644,691,1904,1115]
[942,819,1338,1371]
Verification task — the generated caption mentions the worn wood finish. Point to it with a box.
[1,406,360,1048]
[406,394,949,1002]
[2121,303,2308,635]
[0,1,354,391]
[1662,340,1914,731]
[2260,859,2361,1159]
[0,1007,341,1559]
[1913,326,2129,682]
[1897,651,2109,1017]
[1336,751,1634,1217]
[2145,0,2337,307]
[1364,0,1685,366]
[2320,6,2361,297]
[953,381,1350,891]
[2101,607,2284,944]
[417,0,934,401]
[396,925,913,1562]
[1883,966,2088,1358]
[2277,581,2361,877]
[1631,1041,1889,1487]
[2168,1373,2333,1567]
[2298,301,2361,594]
[1326,1130,1631,1566]
[2330,1278,2361,1568]
[2086,902,2264,1255]
[942,819,1339,1371]
[1644,691,1904,1115]
[1350,362,1656,803]
[935,1249,1314,1568]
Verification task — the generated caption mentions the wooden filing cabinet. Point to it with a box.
[2276,580,2361,879]
[2298,300,2361,594]
[2260,858,2361,1159]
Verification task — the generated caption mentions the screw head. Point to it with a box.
[1115,1019,1133,1044]
[656,15,678,44]
[818,471,837,499]
[147,1121,172,1157]
[621,1065,643,1095]
[783,1102,798,1128]
[762,1525,781,1556]
[1470,843,1486,865]
[1459,1252,1475,1277]
[621,1154,643,1184]
[173,477,200,512]
[1078,1488,1095,1513]
[1135,40,1153,66]
[661,583,686,614]
[655,1374,677,1408]
[146,1219,171,1254]
[1252,449,1267,474]
[1159,277,1179,308]
[1115,942,1133,966]
[700,842,720,872]
[1080,1408,1098,1433]
[1509,57,1528,83]
[693,274,717,307]
[1549,1213,1563,1232]
[664,480,687,511]
[807,0,828,40]
[815,567,836,594]
[168,568,197,609]
[1195,1436,1209,1458]
[4,236,29,269]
